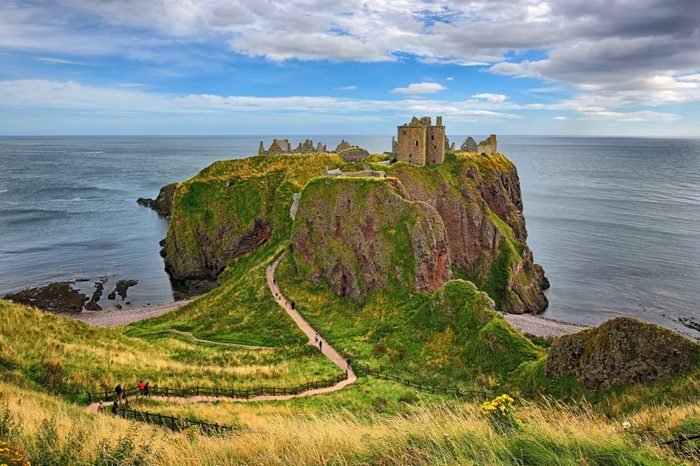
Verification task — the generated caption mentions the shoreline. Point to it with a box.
[504,313,589,339]
[69,298,195,327]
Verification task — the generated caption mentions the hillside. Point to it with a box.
[2,150,699,465]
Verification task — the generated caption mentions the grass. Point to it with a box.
[0,379,695,465]
[0,299,340,400]
[277,249,544,390]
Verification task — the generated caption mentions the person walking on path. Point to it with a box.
[137,380,145,397]
[319,339,323,351]
[123,395,129,408]
[115,383,123,401]
[144,382,150,397]
[111,400,118,415]
[346,357,352,371]
[314,333,319,345]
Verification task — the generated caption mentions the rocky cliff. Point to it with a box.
[544,317,699,389]
[137,182,178,218]
[383,153,548,313]
[163,154,347,282]
[290,177,451,298]
[163,151,547,314]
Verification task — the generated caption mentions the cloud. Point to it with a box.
[36,57,91,66]
[472,93,508,103]
[553,116,568,120]
[1,0,699,119]
[445,77,454,81]
[0,79,518,119]
[336,85,358,91]
[391,82,447,94]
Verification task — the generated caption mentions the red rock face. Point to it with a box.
[290,178,452,299]
[386,160,548,314]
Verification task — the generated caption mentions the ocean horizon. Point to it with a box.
[1,135,698,340]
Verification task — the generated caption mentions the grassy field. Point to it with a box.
[1,379,697,465]
[0,299,340,401]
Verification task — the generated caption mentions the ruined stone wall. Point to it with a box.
[477,135,497,154]
[426,125,445,164]
[396,125,427,165]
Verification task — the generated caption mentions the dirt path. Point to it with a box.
[88,253,355,412]
[266,252,357,388]
[504,313,589,338]
[71,299,195,328]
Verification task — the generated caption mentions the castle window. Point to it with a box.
[403,130,407,135]
[415,140,419,147]
[431,135,434,140]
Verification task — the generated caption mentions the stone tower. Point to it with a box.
[395,115,445,165]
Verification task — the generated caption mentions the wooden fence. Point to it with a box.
[98,405,234,435]
[86,374,347,404]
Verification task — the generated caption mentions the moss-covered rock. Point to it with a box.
[290,177,451,298]
[164,154,347,281]
[544,317,700,389]
[381,153,548,314]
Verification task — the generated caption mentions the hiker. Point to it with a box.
[111,400,118,415]
[98,401,104,412]
[123,395,129,408]
[314,333,319,345]
[346,357,352,370]
[144,382,150,397]
[138,380,145,396]
[319,339,323,351]
[115,383,123,401]
[291,301,296,310]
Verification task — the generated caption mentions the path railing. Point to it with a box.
[86,374,347,404]
[662,433,700,450]
[98,405,234,435]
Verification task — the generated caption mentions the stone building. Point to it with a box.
[477,135,497,154]
[394,116,445,165]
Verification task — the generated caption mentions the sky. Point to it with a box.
[0,0,699,136]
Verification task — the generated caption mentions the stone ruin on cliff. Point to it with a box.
[258,138,371,156]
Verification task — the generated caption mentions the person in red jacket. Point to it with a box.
[137,380,145,396]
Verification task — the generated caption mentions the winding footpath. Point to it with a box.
[87,253,356,412]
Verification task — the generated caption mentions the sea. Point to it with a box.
[0,135,698,339]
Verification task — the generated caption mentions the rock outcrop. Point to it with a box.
[163,153,348,282]
[385,154,548,314]
[290,177,452,299]
[4,281,87,313]
[544,317,700,389]
[137,182,178,218]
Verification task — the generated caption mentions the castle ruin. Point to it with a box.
[394,116,445,165]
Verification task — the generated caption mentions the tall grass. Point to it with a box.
[0,380,692,465]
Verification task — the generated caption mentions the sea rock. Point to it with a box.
[4,281,87,313]
[290,177,452,299]
[84,278,108,311]
[136,182,178,218]
[110,279,138,300]
[460,137,478,152]
[544,317,700,389]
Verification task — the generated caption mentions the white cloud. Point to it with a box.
[36,57,91,66]
[472,93,508,103]
[553,116,568,120]
[391,82,447,95]
[0,79,518,119]
[445,76,454,81]
[336,85,358,91]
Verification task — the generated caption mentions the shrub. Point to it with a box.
[481,394,522,434]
